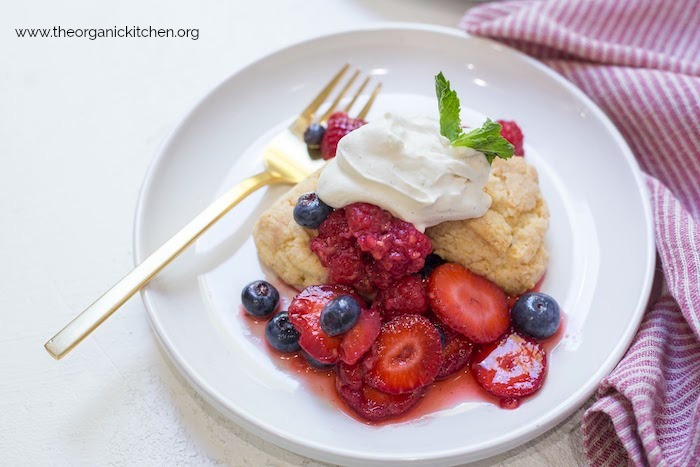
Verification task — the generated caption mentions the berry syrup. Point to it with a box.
[240,289,566,425]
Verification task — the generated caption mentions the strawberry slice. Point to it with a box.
[335,378,425,422]
[288,285,364,364]
[470,331,547,399]
[427,263,510,343]
[364,314,442,394]
[336,360,365,389]
[429,315,473,380]
[438,333,473,380]
[339,306,382,365]
[335,361,424,421]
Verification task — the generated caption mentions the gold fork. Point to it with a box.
[45,64,382,360]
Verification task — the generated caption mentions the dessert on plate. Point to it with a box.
[254,148,547,296]
[242,72,561,422]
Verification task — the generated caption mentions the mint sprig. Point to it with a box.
[435,72,513,164]
[453,119,515,164]
[435,72,462,142]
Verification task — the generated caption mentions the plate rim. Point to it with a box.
[132,22,656,465]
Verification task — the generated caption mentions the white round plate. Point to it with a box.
[134,24,654,466]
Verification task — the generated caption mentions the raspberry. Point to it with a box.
[310,203,432,293]
[497,120,524,157]
[346,203,432,290]
[320,112,366,160]
[317,208,351,239]
[375,274,429,321]
[309,210,369,292]
[345,203,392,238]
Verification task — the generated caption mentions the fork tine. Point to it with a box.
[344,76,370,113]
[355,83,382,120]
[318,69,360,124]
[297,64,350,122]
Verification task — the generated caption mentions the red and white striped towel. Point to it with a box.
[461,1,700,465]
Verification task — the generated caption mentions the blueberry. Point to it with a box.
[241,280,279,317]
[293,192,334,229]
[302,350,335,370]
[319,295,361,336]
[421,253,446,279]
[265,311,301,352]
[303,123,326,149]
[511,292,560,339]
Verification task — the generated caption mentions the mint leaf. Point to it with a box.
[453,119,514,163]
[435,72,462,142]
[434,72,514,164]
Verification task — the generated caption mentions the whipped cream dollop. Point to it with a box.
[316,113,492,232]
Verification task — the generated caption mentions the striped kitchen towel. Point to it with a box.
[460,0,700,465]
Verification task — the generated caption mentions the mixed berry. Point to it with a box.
[310,203,432,293]
[302,111,366,159]
[288,284,381,365]
[307,113,524,162]
[244,191,560,422]
[245,117,555,422]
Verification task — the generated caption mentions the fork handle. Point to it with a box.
[45,170,280,360]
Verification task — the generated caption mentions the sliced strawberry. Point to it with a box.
[339,306,381,364]
[335,372,424,422]
[375,274,429,321]
[288,285,364,364]
[364,314,442,394]
[429,315,473,380]
[336,360,365,389]
[427,263,510,343]
[438,333,473,380]
[320,112,366,160]
[470,331,547,399]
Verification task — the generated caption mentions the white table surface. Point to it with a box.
[2,0,589,465]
